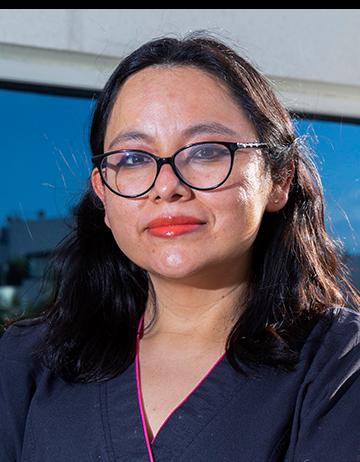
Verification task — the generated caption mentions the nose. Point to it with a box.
[147,163,192,202]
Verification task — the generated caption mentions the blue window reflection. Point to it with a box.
[295,117,359,256]
[0,88,94,223]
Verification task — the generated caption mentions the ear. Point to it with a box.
[91,167,111,228]
[265,161,295,213]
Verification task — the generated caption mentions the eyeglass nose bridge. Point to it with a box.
[153,154,183,183]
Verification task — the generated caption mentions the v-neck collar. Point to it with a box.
[100,313,241,462]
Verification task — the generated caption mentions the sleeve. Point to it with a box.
[0,325,37,462]
[285,308,360,462]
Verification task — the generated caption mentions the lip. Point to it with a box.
[147,223,204,238]
[146,215,206,229]
[145,215,206,238]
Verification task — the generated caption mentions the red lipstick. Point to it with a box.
[146,215,206,238]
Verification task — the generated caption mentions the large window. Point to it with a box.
[0,85,359,324]
[295,116,360,292]
[0,86,95,321]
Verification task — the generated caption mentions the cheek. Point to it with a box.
[216,168,270,236]
[103,199,138,254]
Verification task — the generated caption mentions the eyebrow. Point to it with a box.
[107,122,240,150]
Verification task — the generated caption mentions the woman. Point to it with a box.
[1,34,359,462]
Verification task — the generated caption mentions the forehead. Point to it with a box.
[112,65,248,118]
[104,65,256,149]
[118,65,233,100]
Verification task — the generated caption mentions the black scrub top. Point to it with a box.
[1,306,360,462]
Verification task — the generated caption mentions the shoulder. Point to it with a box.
[296,306,360,396]
[299,306,360,401]
[284,307,360,459]
[314,306,360,351]
[327,305,360,331]
[0,316,48,366]
[0,317,49,461]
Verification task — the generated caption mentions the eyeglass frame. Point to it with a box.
[91,140,268,198]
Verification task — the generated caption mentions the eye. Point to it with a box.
[117,152,153,168]
[187,144,229,162]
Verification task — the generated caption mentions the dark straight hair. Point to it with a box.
[7,33,359,383]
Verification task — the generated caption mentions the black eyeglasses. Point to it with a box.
[91,141,268,198]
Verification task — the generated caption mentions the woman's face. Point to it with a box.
[92,66,286,286]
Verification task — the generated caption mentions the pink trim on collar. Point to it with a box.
[135,313,155,461]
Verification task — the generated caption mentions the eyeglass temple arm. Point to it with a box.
[236,142,268,149]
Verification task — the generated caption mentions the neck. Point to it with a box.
[143,267,248,348]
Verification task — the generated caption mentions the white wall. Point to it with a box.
[1,9,359,118]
